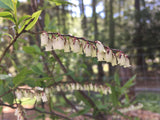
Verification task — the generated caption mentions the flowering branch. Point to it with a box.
[15,83,111,102]
[40,32,131,68]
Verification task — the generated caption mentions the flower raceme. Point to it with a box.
[40,32,131,68]
[14,104,26,120]
[15,83,111,102]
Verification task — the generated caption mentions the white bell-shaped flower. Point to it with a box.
[73,40,81,53]
[76,83,80,90]
[35,93,41,102]
[89,84,94,91]
[15,90,22,100]
[45,39,53,51]
[64,39,70,52]
[52,36,58,50]
[53,36,64,50]
[71,83,75,90]
[111,54,117,66]
[41,32,48,46]
[124,55,131,68]
[57,36,65,50]
[96,41,106,53]
[56,85,61,92]
[35,87,44,91]
[104,49,113,63]
[91,45,97,57]
[79,85,83,90]
[78,44,83,54]
[41,92,48,102]
[97,51,105,61]
[84,44,92,56]
[81,40,87,49]
[15,105,26,120]
[69,38,74,51]
[117,54,125,66]
[94,85,98,92]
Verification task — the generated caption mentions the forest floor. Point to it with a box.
[1,105,160,120]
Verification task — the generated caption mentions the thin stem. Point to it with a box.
[0,102,71,120]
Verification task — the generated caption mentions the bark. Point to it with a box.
[92,0,104,82]
[109,0,115,76]
[104,0,108,30]
[134,0,146,73]
[62,5,67,34]
[79,0,88,37]
[56,6,61,27]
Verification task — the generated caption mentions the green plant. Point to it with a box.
[0,0,138,119]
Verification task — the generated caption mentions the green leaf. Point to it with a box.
[75,91,92,107]
[49,0,76,6]
[0,106,2,114]
[54,107,65,114]
[70,108,90,117]
[23,46,36,54]
[122,75,136,90]
[36,107,45,112]
[0,0,14,10]
[0,85,14,104]
[13,68,32,86]
[25,10,42,30]
[31,65,43,74]
[55,76,63,82]
[18,15,31,25]
[0,11,12,17]
[18,10,42,33]
[44,13,50,27]
[32,45,41,54]
[111,86,118,106]
[114,73,120,86]
[0,11,15,23]
[2,33,13,40]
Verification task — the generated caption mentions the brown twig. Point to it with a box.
[0,102,72,120]
[26,107,72,120]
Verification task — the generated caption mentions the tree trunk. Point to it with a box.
[92,0,104,82]
[62,5,67,34]
[109,0,115,76]
[134,0,146,73]
[79,0,88,37]
[104,0,108,32]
